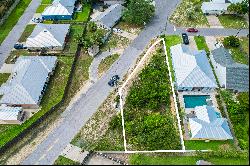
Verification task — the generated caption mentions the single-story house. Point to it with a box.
[170,44,217,92]
[42,0,77,20]
[0,56,57,109]
[211,47,249,92]
[188,105,233,140]
[26,24,70,51]
[201,2,230,15]
[0,105,24,124]
[91,4,124,29]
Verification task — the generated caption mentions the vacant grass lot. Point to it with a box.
[218,14,249,29]
[54,156,80,165]
[0,73,10,86]
[130,154,249,165]
[73,3,91,22]
[169,0,209,27]
[0,0,32,44]
[0,56,74,149]
[100,33,130,52]
[18,24,36,42]
[98,53,120,76]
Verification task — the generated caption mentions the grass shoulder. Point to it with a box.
[54,156,80,165]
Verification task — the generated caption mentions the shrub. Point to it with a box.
[223,36,240,48]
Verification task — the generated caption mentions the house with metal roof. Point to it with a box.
[0,105,24,124]
[211,47,249,92]
[0,56,57,109]
[42,0,77,20]
[91,4,124,29]
[201,2,230,15]
[170,44,217,92]
[188,105,233,140]
[26,24,70,51]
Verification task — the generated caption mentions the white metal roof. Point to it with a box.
[26,24,70,48]
[201,2,230,12]
[189,106,233,140]
[0,56,57,105]
[0,105,22,121]
[170,44,217,88]
[42,2,74,16]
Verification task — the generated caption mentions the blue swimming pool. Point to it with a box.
[183,95,209,108]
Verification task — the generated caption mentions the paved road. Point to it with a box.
[0,0,41,67]
[21,0,249,165]
[21,0,181,164]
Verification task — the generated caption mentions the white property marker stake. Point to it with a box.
[162,38,185,150]
[174,26,176,32]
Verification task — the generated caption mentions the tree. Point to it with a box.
[123,0,155,26]
[227,0,249,15]
[223,36,240,48]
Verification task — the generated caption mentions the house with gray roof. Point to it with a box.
[0,105,24,124]
[42,0,77,20]
[170,44,217,92]
[188,105,233,140]
[0,56,57,109]
[91,4,124,29]
[26,24,70,51]
[211,47,249,92]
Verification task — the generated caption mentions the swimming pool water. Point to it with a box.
[183,95,209,108]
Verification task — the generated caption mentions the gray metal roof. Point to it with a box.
[0,105,22,121]
[201,2,230,12]
[0,56,57,105]
[26,24,70,48]
[42,0,76,16]
[212,47,249,92]
[189,106,233,140]
[170,44,217,88]
[92,4,124,28]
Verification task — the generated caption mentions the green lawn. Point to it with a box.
[0,0,32,44]
[98,53,120,76]
[18,24,36,42]
[129,154,249,165]
[194,36,209,54]
[185,140,234,151]
[0,56,74,148]
[164,35,182,80]
[54,156,80,165]
[41,0,51,4]
[218,14,249,29]
[36,4,49,13]
[0,73,10,86]
[169,0,209,27]
[74,3,91,22]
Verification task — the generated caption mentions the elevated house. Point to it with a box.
[91,4,124,29]
[42,0,77,20]
[211,47,249,92]
[26,24,70,52]
[188,105,233,140]
[170,44,217,92]
[0,56,57,109]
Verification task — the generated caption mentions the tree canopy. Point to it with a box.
[227,0,249,15]
[123,0,155,26]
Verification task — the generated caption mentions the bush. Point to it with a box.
[223,36,240,48]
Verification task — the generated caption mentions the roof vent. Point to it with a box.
[44,30,47,32]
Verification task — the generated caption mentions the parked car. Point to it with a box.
[182,33,189,45]
[14,43,27,49]
[32,18,43,23]
[186,28,198,33]
[108,75,120,87]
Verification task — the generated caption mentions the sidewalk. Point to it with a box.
[0,0,42,67]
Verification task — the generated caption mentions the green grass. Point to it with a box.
[164,35,182,80]
[41,0,51,4]
[129,154,249,165]
[194,36,209,54]
[74,3,91,22]
[18,24,36,43]
[169,0,209,27]
[36,4,49,13]
[185,140,234,151]
[98,53,120,76]
[54,156,80,165]
[0,73,10,86]
[0,0,32,44]
[218,14,249,29]
[0,56,74,148]
[100,33,130,52]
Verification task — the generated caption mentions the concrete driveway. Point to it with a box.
[206,15,223,28]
